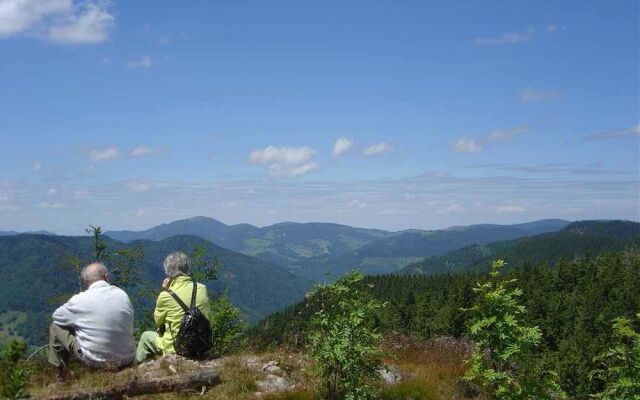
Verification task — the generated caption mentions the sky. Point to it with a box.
[0,0,638,234]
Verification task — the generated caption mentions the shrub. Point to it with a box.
[306,271,386,400]
[590,314,640,400]
[0,341,32,400]
[464,260,565,400]
[209,294,247,356]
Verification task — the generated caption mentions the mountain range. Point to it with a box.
[400,220,640,275]
[106,217,571,280]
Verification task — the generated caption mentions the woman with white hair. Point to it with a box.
[135,251,210,362]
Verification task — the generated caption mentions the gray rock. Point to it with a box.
[262,360,283,375]
[256,374,290,393]
[378,365,401,384]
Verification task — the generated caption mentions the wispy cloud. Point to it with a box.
[0,173,637,233]
[496,205,526,213]
[127,55,152,69]
[332,137,353,158]
[88,145,121,161]
[130,146,158,157]
[452,126,528,153]
[31,161,42,171]
[583,125,640,141]
[0,0,114,44]
[125,180,152,192]
[248,146,318,177]
[452,137,482,153]
[362,142,393,156]
[520,89,563,102]
[473,23,564,46]
[466,162,631,176]
[473,29,534,46]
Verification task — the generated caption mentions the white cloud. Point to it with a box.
[126,180,152,192]
[362,142,393,156]
[452,137,483,153]
[48,0,113,44]
[135,209,145,216]
[452,126,528,153]
[438,204,465,214]
[496,205,526,213]
[248,146,318,178]
[31,161,42,171]
[348,199,367,209]
[88,145,120,161]
[0,0,114,44]
[473,29,534,46]
[520,89,562,102]
[47,187,58,195]
[0,0,71,37]
[583,125,640,141]
[487,126,529,142]
[37,201,64,209]
[127,55,152,69]
[130,145,158,157]
[332,137,353,158]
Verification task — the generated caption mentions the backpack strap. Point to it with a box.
[166,289,189,312]
[190,278,197,308]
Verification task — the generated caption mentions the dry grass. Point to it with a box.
[25,337,484,400]
[380,335,488,400]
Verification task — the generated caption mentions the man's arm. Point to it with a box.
[52,294,81,327]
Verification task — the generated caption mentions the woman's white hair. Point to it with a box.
[163,251,191,277]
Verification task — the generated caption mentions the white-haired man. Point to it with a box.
[49,262,135,380]
[136,251,209,363]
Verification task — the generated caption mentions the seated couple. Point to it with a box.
[48,251,210,381]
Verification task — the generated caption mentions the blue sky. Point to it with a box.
[0,0,638,234]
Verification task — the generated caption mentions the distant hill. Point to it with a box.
[0,233,311,345]
[106,217,570,280]
[106,216,391,267]
[295,219,571,281]
[400,220,640,275]
[0,230,57,236]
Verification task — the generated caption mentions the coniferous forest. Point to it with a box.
[252,250,640,398]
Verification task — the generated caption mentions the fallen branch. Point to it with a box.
[37,370,221,400]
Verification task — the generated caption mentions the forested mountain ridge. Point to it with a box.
[106,216,391,267]
[0,233,311,346]
[294,219,571,280]
[400,220,640,275]
[105,217,570,279]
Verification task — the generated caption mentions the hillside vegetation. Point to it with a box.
[401,220,640,275]
[0,233,310,345]
[253,248,640,398]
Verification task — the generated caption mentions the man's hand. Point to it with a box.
[162,277,171,290]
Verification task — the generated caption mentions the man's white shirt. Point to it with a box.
[52,280,135,367]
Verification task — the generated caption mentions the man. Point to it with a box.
[49,262,135,380]
[136,251,209,363]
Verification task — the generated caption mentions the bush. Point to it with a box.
[464,260,565,400]
[590,314,640,400]
[0,341,32,400]
[209,294,247,356]
[306,271,386,400]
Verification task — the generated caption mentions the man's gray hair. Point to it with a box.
[81,262,109,286]
[164,251,191,277]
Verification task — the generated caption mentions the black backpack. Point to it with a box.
[166,279,213,358]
